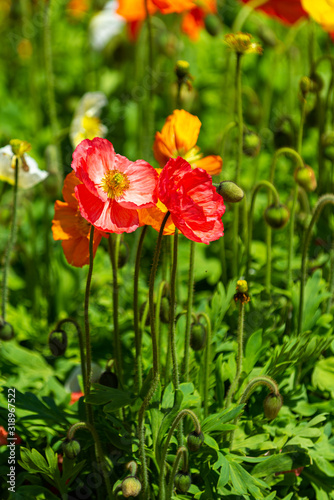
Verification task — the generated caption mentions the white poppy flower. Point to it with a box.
[0,145,48,189]
[89,1,125,51]
[70,92,108,148]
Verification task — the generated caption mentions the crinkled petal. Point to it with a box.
[0,145,48,189]
[61,231,102,268]
[118,158,158,208]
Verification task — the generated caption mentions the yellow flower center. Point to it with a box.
[100,170,130,199]
[183,146,202,165]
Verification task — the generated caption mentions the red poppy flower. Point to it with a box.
[52,172,105,267]
[0,426,21,446]
[71,138,158,234]
[240,0,307,25]
[70,391,84,405]
[181,0,217,40]
[158,156,225,243]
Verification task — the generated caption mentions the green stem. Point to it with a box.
[232,53,243,277]
[229,376,279,449]
[57,318,86,393]
[108,235,123,387]
[298,194,334,335]
[182,240,195,382]
[225,301,245,408]
[166,447,188,500]
[220,121,237,169]
[246,180,280,283]
[232,0,270,32]
[1,157,19,322]
[134,226,148,395]
[67,422,112,500]
[199,312,212,418]
[170,230,180,391]
[159,409,201,500]
[156,280,167,376]
[84,226,95,425]
[149,212,171,378]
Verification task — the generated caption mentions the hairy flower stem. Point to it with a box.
[159,409,201,500]
[287,98,307,289]
[245,180,280,284]
[57,318,86,392]
[225,301,245,408]
[156,280,167,375]
[229,376,279,450]
[182,240,195,381]
[298,194,334,335]
[1,158,19,323]
[134,226,148,394]
[138,373,160,500]
[232,53,243,277]
[149,211,171,377]
[166,447,188,499]
[170,230,180,390]
[84,226,95,425]
[108,235,123,387]
[266,148,304,291]
[199,312,212,418]
[67,422,112,500]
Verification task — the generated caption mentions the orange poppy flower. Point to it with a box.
[117,0,195,22]
[52,171,106,267]
[153,109,222,176]
[181,0,217,40]
[138,169,175,235]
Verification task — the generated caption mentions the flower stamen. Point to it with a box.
[100,170,130,199]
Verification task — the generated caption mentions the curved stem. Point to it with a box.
[57,318,86,392]
[225,301,245,408]
[298,194,334,335]
[198,312,212,418]
[269,147,304,185]
[67,422,112,500]
[134,226,148,394]
[246,180,280,282]
[1,157,19,322]
[108,235,123,387]
[182,240,195,382]
[166,447,188,500]
[158,409,201,500]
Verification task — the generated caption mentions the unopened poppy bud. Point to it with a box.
[0,321,14,341]
[224,32,263,55]
[294,165,317,192]
[62,439,81,459]
[236,279,248,293]
[243,130,261,157]
[263,392,283,420]
[118,240,129,268]
[205,14,222,37]
[175,60,190,80]
[121,476,142,498]
[190,322,207,351]
[299,76,314,96]
[322,131,334,161]
[187,431,204,452]
[217,181,244,203]
[48,329,67,357]
[99,370,118,388]
[160,296,170,324]
[264,204,290,229]
[175,472,191,493]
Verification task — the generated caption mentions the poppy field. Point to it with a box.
[1,0,334,499]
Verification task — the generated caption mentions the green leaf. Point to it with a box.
[85,384,134,412]
[228,462,248,495]
[201,404,244,434]
[243,329,263,374]
[312,358,334,393]
[156,389,183,463]
[204,433,219,450]
[217,456,230,492]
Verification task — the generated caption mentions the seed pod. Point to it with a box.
[187,431,204,452]
[264,204,290,229]
[322,131,334,161]
[205,14,222,37]
[160,296,170,324]
[121,476,142,498]
[190,322,207,351]
[263,392,283,420]
[118,241,129,268]
[48,329,68,357]
[243,130,261,157]
[217,181,244,203]
[174,472,191,493]
[294,165,317,192]
[62,439,81,459]
[99,371,118,388]
[0,321,14,341]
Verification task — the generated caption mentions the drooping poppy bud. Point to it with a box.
[294,165,317,192]
[190,322,207,351]
[174,472,191,493]
[205,14,222,37]
[187,431,204,452]
[48,329,68,357]
[263,392,283,420]
[121,476,142,498]
[217,181,244,203]
[0,321,14,341]
[264,204,290,229]
[62,439,81,459]
[243,130,261,157]
[99,370,118,388]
